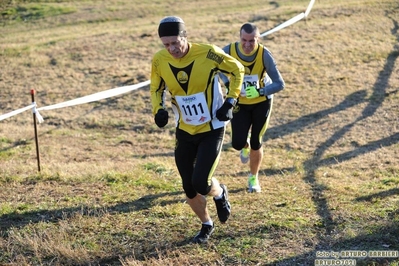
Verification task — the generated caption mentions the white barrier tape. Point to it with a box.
[260,0,315,37]
[0,80,150,123]
[1,1,314,123]
[305,0,316,18]
[0,103,36,121]
[31,103,44,123]
[260,12,305,37]
[37,80,150,112]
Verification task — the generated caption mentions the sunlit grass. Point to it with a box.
[1,0,399,265]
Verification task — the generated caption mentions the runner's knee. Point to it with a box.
[183,185,197,199]
[232,140,247,150]
[192,178,211,196]
[250,140,262,150]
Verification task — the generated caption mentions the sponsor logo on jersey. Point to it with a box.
[177,71,188,84]
[206,49,224,64]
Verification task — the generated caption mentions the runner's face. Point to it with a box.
[160,36,188,59]
[240,30,258,55]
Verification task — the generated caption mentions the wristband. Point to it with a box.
[259,88,265,96]
[225,97,237,107]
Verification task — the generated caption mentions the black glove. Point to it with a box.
[154,109,168,128]
[216,99,234,121]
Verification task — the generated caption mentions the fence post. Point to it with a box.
[31,89,41,172]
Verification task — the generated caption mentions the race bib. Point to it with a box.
[241,75,260,97]
[175,92,211,126]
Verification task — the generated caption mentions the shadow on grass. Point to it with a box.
[237,166,296,178]
[262,6,399,266]
[115,214,399,266]
[0,191,183,232]
[263,89,368,142]
[302,4,398,238]
[355,188,399,202]
[263,222,399,266]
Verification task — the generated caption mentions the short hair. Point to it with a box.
[158,16,187,37]
[240,23,260,36]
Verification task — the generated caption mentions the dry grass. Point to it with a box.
[1,0,399,265]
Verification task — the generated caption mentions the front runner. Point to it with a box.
[150,16,244,243]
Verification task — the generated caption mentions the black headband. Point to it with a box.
[158,22,186,37]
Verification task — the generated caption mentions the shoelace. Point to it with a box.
[221,195,230,209]
[222,200,229,208]
[216,194,229,209]
[200,226,212,236]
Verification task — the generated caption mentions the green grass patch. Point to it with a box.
[1,3,76,22]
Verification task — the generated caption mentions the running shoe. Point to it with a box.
[213,184,231,223]
[240,134,251,164]
[248,174,261,193]
[240,146,250,164]
[192,224,215,244]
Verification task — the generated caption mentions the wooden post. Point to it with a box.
[31,89,41,172]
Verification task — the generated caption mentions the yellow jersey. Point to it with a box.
[150,42,244,135]
[224,42,284,105]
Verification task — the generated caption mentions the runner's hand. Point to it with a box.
[245,86,260,99]
[216,100,233,121]
[154,109,168,128]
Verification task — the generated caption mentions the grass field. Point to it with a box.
[1,0,399,265]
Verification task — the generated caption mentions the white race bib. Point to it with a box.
[241,74,260,97]
[175,92,211,126]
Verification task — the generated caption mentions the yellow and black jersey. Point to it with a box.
[224,42,285,105]
[150,42,244,135]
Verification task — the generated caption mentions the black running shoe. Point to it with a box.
[192,224,215,244]
[213,184,231,223]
